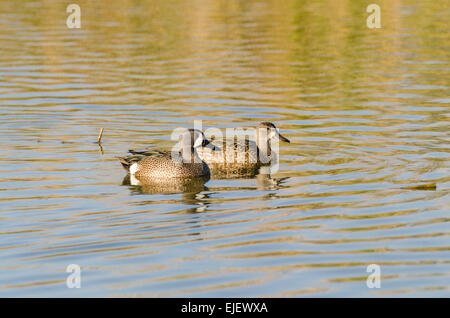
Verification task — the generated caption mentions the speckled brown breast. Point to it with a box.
[197,139,260,165]
[119,148,211,180]
[196,138,274,178]
[135,154,210,179]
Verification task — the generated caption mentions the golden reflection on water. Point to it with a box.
[0,0,448,296]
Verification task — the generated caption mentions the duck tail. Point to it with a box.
[117,155,144,171]
[117,156,133,171]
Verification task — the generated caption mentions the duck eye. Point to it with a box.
[202,139,210,147]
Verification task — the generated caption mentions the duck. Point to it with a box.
[117,129,218,180]
[196,122,290,177]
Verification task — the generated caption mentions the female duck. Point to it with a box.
[196,121,290,168]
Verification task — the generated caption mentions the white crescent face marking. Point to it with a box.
[193,134,203,148]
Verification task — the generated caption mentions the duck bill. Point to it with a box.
[279,134,290,143]
[277,131,290,143]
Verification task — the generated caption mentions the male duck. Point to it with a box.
[118,129,218,180]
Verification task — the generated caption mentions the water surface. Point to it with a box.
[0,0,449,297]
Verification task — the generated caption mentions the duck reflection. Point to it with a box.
[256,173,289,191]
[209,165,289,192]
[122,174,210,206]
[122,173,210,193]
[121,165,289,208]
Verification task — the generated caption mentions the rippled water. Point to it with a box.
[0,0,449,297]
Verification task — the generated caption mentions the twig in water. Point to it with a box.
[97,128,104,144]
[98,143,104,155]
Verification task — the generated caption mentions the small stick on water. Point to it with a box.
[97,128,104,144]
[98,143,104,155]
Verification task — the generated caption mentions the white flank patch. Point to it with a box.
[129,162,139,175]
[130,174,141,186]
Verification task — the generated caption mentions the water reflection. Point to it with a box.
[122,167,289,200]
[122,174,209,194]
[255,174,290,192]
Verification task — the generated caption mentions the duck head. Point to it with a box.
[257,122,290,143]
[179,129,220,151]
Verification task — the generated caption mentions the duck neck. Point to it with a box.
[256,129,271,158]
